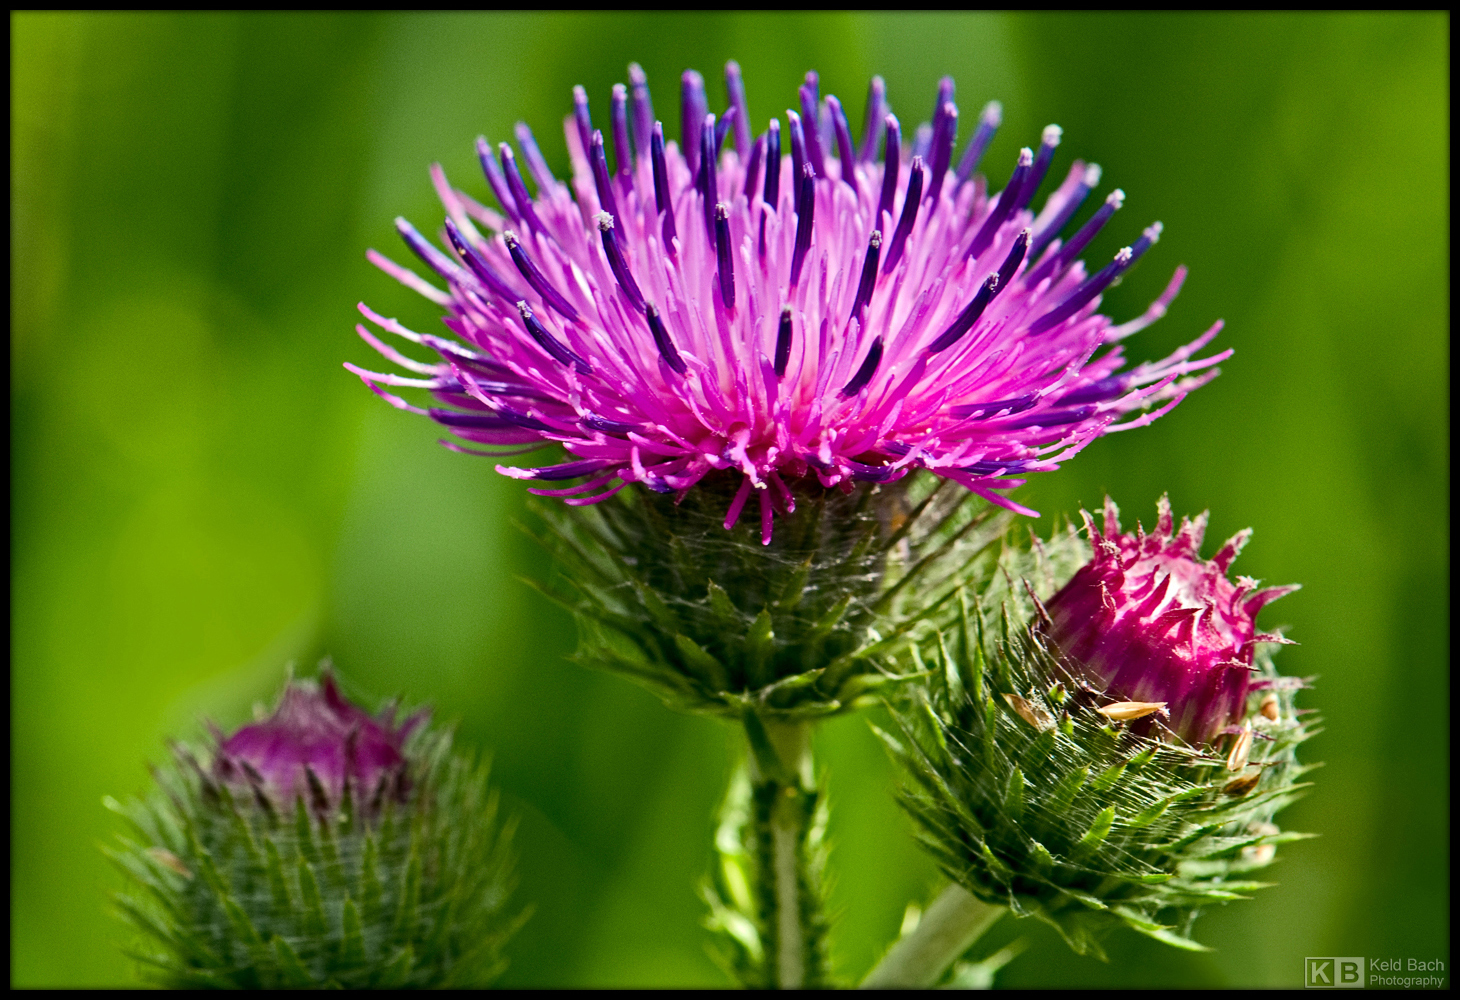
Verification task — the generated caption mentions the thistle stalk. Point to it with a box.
[749,719,814,988]
[717,714,829,989]
[860,885,1004,988]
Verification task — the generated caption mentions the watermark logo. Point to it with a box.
[1306,957,1364,988]
[1306,957,1448,989]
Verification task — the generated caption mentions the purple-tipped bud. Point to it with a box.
[212,671,426,810]
[1044,497,1298,744]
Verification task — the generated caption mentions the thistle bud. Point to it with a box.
[1044,495,1298,744]
[882,501,1316,958]
[105,666,523,988]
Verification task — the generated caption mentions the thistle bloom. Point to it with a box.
[1045,497,1299,743]
[211,670,427,810]
[349,63,1228,540]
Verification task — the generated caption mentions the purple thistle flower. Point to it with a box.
[211,670,428,811]
[349,64,1229,542]
[1044,496,1299,744]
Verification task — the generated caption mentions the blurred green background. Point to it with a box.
[12,12,1448,988]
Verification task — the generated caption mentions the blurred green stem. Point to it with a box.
[859,884,1005,988]
[744,716,820,988]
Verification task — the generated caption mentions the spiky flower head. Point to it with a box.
[105,667,523,989]
[1044,496,1300,744]
[349,63,1227,536]
[346,63,1228,718]
[882,504,1316,957]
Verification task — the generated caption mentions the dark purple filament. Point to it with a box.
[1029,225,1158,334]
[699,114,719,247]
[826,95,858,198]
[572,86,593,165]
[774,305,793,377]
[841,336,884,396]
[798,84,826,177]
[513,122,555,193]
[725,60,751,155]
[399,216,467,284]
[476,138,520,223]
[644,303,687,374]
[764,119,782,207]
[859,75,886,162]
[850,230,881,323]
[597,214,645,314]
[517,301,592,374]
[925,274,997,354]
[1028,165,1097,262]
[610,84,633,179]
[504,230,580,322]
[442,218,518,302]
[787,110,807,207]
[1026,188,1122,287]
[966,147,1032,260]
[590,130,619,221]
[743,132,765,203]
[650,122,677,246]
[629,62,654,157]
[931,76,955,130]
[926,101,957,206]
[498,143,547,235]
[714,107,736,157]
[715,202,735,309]
[876,114,901,227]
[993,228,1030,297]
[881,156,924,274]
[956,101,1002,186]
[789,163,816,287]
[681,70,707,177]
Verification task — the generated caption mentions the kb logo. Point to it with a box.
[1306,957,1364,988]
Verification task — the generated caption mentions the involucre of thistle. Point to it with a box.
[532,470,1009,718]
[104,668,524,989]
[881,501,1316,958]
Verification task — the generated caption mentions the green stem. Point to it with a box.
[745,717,819,989]
[859,884,1005,988]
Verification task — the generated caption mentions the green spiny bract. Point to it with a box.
[528,471,1010,719]
[104,674,524,988]
[880,519,1317,959]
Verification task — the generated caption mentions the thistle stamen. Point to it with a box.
[882,156,924,274]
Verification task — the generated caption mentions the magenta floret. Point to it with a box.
[350,64,1229,541]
